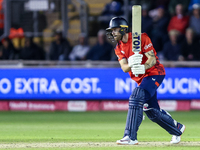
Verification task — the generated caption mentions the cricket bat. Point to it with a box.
[132,5,141,77]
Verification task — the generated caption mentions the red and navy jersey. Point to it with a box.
[115,32,165,85]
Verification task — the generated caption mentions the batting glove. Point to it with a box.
[131,65,145,75]
[128,54,143,67]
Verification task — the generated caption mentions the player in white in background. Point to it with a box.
[69,33,90,61]
[106,15,185,145]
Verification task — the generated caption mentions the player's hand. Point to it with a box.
[131,65,145,75]
[128,54,143,67]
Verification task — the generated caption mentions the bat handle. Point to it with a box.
[134,52,139,77]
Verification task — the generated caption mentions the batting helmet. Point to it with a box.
[106,17,129,34]
[105,17,129,42]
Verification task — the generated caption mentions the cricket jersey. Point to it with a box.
[115,32,165,85]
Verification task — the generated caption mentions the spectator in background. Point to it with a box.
[98,0,123,29]
[153,0,170,10]
[162,30,181,61]
[86,29,113,61]
[168,0,190,16]
[189,3,200,37]
[69,33,90,61]
[141,5,153,38]
[101,0,123,16]
[20,36,45,60]
[168,4,190,35]
[151,5,170,52]
[0,37,18,59]
[180,28,200,61]
[188,0,200,11]
[49,31,71,60]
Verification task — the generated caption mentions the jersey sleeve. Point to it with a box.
[142,33,154,53]
[115,43,126,61]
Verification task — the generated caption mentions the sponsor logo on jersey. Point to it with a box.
[144,43,153,50]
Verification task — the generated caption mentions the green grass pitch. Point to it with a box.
[0,110,199,150]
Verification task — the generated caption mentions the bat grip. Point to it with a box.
[134,52,140,77]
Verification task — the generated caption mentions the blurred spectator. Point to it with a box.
[69,33,90,61]
[153,0,170,10]
[151,6,170,52]
[142,5,153,37]
[86,30,113,61]
[49,31,71,60]
[20,36,45,60]
[101,0,123,16]
[162,30,182,61]
[98,0,123,29]
[167,4,190,35]
[189,3,200,36]
[188,0,200,11]
[168,0,190,16]
[0,37,18,60]
[180,28,200,61]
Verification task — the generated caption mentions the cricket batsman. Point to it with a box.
[106,17,185,145]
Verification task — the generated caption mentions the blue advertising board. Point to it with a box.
[0,68,199,100]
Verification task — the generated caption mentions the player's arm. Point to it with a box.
[119,58,131,73]
[144,50,156,70]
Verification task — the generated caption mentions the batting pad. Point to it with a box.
[124,87,145,140]
[144,108,182,136]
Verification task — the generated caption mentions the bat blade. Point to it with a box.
[132,5,142,77]
[132,5,141,54]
